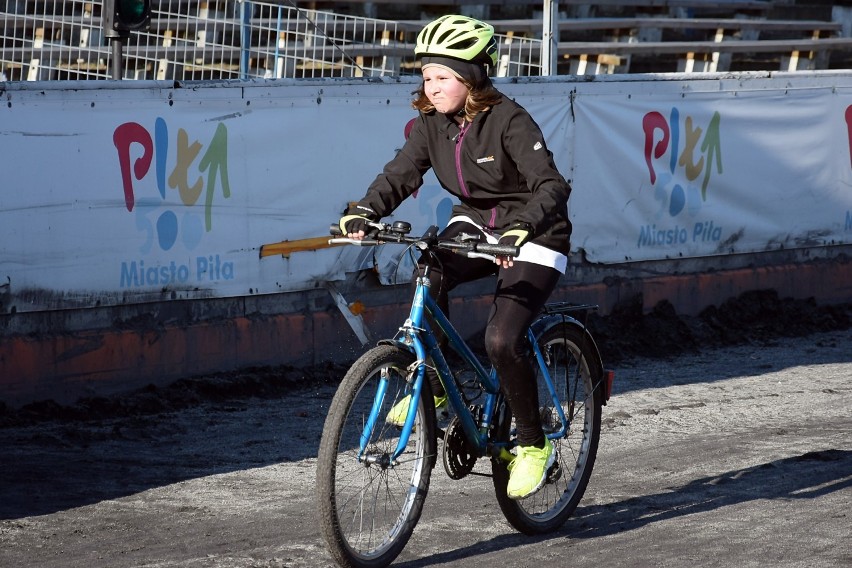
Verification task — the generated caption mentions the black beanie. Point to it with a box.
[420,56,488,88]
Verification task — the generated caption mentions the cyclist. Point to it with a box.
[338,14,572,499]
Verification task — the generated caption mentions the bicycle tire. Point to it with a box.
[317,344,437,568]
[491,322,603,534]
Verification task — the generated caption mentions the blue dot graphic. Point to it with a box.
[669,184,685,216]
[157,210,178,250]
[181,212,204,249]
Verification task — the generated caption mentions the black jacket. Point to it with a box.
[358,94,572,255]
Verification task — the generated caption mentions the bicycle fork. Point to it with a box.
[357,277,433,464]
[357,360,426,465]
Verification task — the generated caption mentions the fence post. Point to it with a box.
[542,0,558,75]
[240,1,252,79]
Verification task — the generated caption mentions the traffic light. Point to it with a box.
[103,0,151,37]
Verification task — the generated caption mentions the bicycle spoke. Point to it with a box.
[318,345,436,567]
[492,321,603,533]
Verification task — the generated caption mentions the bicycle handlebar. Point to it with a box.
[329,222,520,259]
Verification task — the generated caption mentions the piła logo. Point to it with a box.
[113,117,231,253]
[113,117,236,289]
[643,108,722,218]
[637,108,725,249]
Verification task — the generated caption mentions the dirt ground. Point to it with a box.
[1,290,850,567]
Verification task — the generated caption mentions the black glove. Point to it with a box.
[338,205,378,235]
[498,222,533,248]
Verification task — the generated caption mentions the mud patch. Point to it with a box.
[1,289,849,427]
[589,289,851,363]
[0,362,347,428]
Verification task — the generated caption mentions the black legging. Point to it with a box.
[420,222,561,447]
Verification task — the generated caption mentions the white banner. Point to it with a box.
[1,75,851,313]
[571,80,852,262]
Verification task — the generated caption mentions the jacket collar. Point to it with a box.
[436,112,471,141]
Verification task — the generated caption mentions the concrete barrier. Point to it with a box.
[2,248,849,408]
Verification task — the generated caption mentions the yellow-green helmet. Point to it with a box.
[415,15,498,67]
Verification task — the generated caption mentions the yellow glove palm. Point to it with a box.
[499,223,532,247]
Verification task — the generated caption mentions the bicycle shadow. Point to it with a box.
[0,390,332,520]
[395,448,852,566]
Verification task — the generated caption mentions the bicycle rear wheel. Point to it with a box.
[492,322,603,534]
[317,344,437,568]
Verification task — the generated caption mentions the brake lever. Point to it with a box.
[466,252,497,262]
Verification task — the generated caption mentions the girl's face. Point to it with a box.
[422,66,469,116]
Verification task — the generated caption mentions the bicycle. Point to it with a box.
[316,221,614,568]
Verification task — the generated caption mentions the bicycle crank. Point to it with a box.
[442,416,477,480]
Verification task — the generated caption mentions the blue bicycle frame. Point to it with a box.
[361,269,570,463]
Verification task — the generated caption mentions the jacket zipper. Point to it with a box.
[454,121,471,198]
[455,121,498,229]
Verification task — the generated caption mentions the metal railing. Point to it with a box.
[0,1,543,81]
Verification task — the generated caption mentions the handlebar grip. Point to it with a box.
[330,224,343,236]
[475,243,520,257]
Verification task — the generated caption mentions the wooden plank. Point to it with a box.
[4,14,840,37]
[555,37,852,55]
[476,17,843,34]
[6,36,852,64]
[0,44,389,64]
[304,0,772,7]
[259,237,343,258]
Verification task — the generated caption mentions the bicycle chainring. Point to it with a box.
[442,416,477,480]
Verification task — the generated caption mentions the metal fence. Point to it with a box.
[0,1,543,81]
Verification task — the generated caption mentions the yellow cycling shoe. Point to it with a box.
[506,438,556,499]
[385,394,449,427]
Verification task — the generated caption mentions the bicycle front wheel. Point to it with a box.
[492,322,603,534]
[317,344,437,568]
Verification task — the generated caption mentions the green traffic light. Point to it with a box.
[114,0,151,31]
[116,0,148,26]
